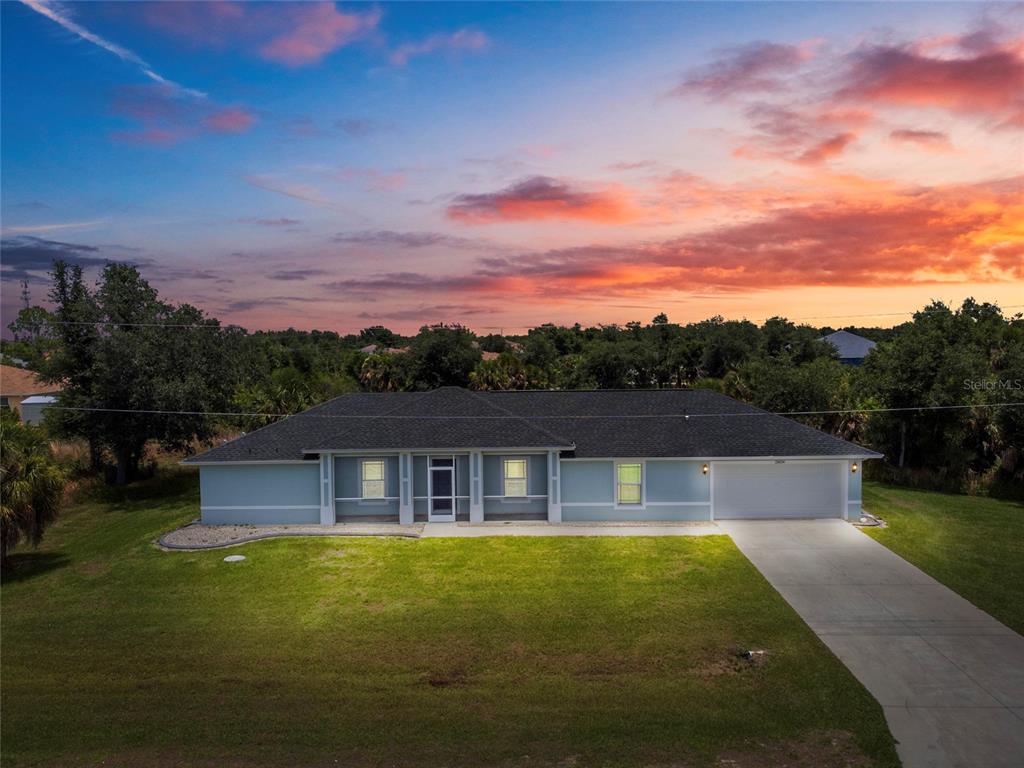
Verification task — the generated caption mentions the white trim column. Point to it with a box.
[469,451,484,523]
[547,450,562,523]
[319,453,334,526]
[399,452,414,525]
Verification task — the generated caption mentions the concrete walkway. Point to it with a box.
[420,521,719,537]
[718,519,1024,768]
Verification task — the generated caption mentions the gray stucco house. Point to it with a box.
[183,387,879,525]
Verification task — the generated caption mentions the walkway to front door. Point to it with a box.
[718,519,1024,768]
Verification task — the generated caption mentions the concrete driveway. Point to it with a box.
[718,519,1024,768]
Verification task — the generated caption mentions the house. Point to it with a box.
[0,364,62,418]
[359,344,410,355]
[183,387,879,525]
[822,330,877,365]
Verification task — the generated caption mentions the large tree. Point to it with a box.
[402,325,481,390]
[45,262,239,483]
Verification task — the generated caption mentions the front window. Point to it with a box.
[361,459,386,499]
[617,463,642,505]
[504,458,527,497]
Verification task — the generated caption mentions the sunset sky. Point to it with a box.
[1,1,1022,334]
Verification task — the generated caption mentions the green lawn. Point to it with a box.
[2,470,897,768]
[863,481,1024,635]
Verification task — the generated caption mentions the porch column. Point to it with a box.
[399,452,414,525]
[469,451,484,523]
[547,450,562,523]
[319,453,334,526]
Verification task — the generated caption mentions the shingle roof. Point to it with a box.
[184,387,880,463]
[822,330,877,360]
[0,364,62,397]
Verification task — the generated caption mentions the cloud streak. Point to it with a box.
[389,28,489,67]
[447,176,640,224]
[19,0,206,98]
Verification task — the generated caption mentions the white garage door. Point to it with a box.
[713,461,843,519]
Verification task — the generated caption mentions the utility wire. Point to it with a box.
[47,401,1024,420]
[35,304,1024,331]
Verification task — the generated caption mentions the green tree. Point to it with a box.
[403,325,481,390]
[5,305,59,368]
[359,353,403,392]
[0,413,66,566]
[45,262,237,484]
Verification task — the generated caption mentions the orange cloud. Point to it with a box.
[447,176,641,224]
[360,174,1023,299]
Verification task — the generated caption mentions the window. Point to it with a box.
[361,459,386,499]
[617,463,642,505]
[503,458,527,497]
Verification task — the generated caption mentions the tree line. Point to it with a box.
[4,261,1023,498]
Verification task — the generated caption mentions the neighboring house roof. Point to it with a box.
[360,344,410,355]
[20,395,57,405]
[0,364,62,397]
[481,350,501,361]
[822,331,877,361]
[185,387,880,464]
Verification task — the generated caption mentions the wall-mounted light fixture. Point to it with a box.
[851,462,858,474]
[702,463,709,475]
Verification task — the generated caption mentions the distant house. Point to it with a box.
[183,387,878,526]
[359,344,410,355]
[822,331,877,365]
[0,364,62,421]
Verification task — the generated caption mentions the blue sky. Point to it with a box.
[2,2,1020,332]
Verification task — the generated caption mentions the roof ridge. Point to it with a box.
[467,389,576,447]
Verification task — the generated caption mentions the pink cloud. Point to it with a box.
[672,40,819,98]
[134,1,379,67]
[203,107,256,134]
[889,129,955,152]
[447,176,640,224]
[109,85,255,146]
[733,103,865,164]
[260,4,380,66]
[389,28,490,67]
[836,29,1024,128]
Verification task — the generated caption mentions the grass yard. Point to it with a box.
[863,481,1024,635]
[2,469,898,768]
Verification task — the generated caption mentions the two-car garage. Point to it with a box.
[713,461,846,519]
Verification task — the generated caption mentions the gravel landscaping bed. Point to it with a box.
[159,521,424,550]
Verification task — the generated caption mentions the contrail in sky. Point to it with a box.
[19,0,206,99]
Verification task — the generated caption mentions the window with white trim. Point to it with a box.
[503,458,527,497]
[361,459,386,499]
[616,463,642,505]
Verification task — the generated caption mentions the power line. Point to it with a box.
[47,401,1024,420]
[34,304,1024,331]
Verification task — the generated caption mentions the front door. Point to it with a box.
[428,456,456,522]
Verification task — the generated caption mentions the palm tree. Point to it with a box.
[1,415,65,566]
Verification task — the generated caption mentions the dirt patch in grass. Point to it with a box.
[716,729,871,768]
[691,647,769,679]
[75,560,110,577]
[423,668,469,688]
